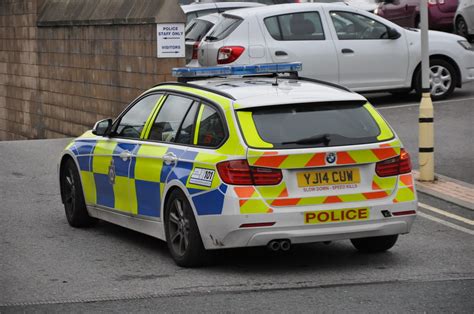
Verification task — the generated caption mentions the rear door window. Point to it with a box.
[264,12,325,41]
[238,102,388,149]
[148,95,195,143]
[185,19,214,42]
[206,15,242,41]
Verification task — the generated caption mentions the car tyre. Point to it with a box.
[351,234,398,253]
[415,58,457,101]
[165,189,207,267]
[455,16,469,41]
[60,158,96,227]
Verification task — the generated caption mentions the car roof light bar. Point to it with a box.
[172,62,303,78]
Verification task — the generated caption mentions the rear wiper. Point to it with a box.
[205,35,219,41]
[282,134,331,146]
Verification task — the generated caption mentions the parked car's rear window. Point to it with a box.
[264,12,325,41]
[238,102,384,149]
[206,15,242,41]
[185,19,214,42]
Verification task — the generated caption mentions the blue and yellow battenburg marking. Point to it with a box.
[69,139,228,218]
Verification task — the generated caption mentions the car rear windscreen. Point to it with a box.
[206,15,242,41]
[186,19,214,42]
[238,102,386,149]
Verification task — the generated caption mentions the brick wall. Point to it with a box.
[0,0,185,141]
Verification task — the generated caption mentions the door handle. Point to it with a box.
[341,48,354,54]
[119,150,132,161]
[163,152,178,165]
[275,50,288,56]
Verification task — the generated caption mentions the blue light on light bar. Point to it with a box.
[172,62,302,78]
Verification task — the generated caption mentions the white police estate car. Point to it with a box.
[59,63,417,267]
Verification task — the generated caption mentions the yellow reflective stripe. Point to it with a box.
[79,130,96,138]
[92,141,117,174]
[193,105,205,145]
[348,149,377,163]
[256,183,287,199]
[236,111,273,148]
[394,187,416,202]
[141,95,165,140]
[113,176,135,214]
[215,108,246,156]
[80,171,96,204]
[193,152,228,164]
[364,103,394,141]
[134,144,168,182]
[240,199,270,214]
[65,141,75,150]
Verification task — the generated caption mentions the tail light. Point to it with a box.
[375,149,412,177]
[217,46,245,64]
[217,159,282,185]
[192,41,199,60]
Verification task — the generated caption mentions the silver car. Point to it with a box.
[455,0,474,42]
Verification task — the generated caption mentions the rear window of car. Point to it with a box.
[206,15,242,41]
[185,19,214,42]
[237,102,391,149]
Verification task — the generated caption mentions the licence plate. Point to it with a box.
[297,168,360,187]
[304,208,369,224]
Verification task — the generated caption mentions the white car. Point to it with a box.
[455,0,474,42]
[185,13,222,65]
[198,3,474,100]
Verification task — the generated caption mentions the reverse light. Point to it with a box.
[217,159,282,185]
[375,149,412,177]
[217,46,245,64]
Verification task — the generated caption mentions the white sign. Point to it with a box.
[157,23,185,58]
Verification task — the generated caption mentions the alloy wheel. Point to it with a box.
[168,198,190,257]
[429,65,452,97]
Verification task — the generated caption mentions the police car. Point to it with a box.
[58,62,417,267]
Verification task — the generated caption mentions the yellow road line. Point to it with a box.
[418,212,474,236]
[418,202,474,226]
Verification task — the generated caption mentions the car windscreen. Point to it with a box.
[205,15,242,41]
[237,102,386,149]
[185,19,214,42]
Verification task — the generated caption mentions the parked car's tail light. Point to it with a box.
[375,149,412,177]
[217,159,282,185]
[217,46,245,64]
[192,42,200,60]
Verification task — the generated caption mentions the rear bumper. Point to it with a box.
[196,201,417,249]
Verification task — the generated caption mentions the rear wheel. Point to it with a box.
[351,235,398,253]
[165,189,207,267]
[60,158,96,227]
[414,58,457,101]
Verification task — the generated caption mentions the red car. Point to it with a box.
[375,0,459,31]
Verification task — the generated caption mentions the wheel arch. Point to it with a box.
[411,54,462,89]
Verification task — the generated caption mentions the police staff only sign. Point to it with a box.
[157,23,185,58]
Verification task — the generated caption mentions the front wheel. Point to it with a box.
[415,59,457,101]
[351,235,398,253]
[165,189,207,267]
[60,158,96,227]
[455,16,469,41]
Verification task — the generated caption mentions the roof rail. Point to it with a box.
[152,82,236,100]
[297,76,352,93]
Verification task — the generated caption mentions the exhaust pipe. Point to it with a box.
[280,239,291,251]
[268,240,281,251]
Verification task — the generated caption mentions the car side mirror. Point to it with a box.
[388,28,401,39]
[92,118,112,136]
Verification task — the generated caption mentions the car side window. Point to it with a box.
[330,11,389,40]
[148,95,194,142]
[264,12,325,41]
[114,94,162,139]
[196,104,225,147]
